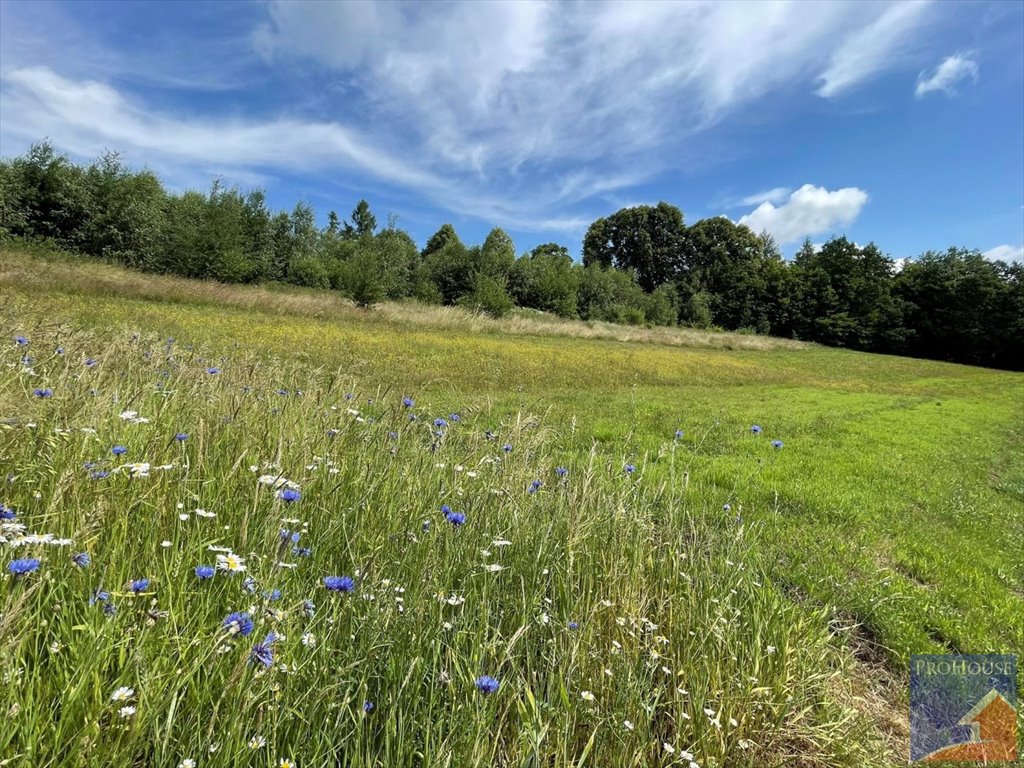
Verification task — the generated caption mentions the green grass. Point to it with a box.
[2,246,1022,767]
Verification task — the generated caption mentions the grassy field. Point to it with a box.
[1,245,1022,767]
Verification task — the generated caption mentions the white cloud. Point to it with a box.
[915,53,979,97]
[1,1,946,233]
[737,184,869,244]
[983,244,1024,263]
[816,1,933,98]
[737,187,792,207]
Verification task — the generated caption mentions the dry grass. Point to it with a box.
[0,245,808,352]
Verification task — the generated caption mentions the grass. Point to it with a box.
[2,244,1022,767]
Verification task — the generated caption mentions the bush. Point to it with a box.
[458,273,514,318]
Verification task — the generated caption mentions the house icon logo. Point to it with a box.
[911,654,1018,763]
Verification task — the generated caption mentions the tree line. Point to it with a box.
[1,142,1021,370]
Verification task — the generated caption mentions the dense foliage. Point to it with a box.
[2,142,1020,368]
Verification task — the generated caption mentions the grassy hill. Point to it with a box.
[2,244,1021,767]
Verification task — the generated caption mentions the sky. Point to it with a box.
[1,0,1021,261]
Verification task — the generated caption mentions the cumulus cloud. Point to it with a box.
[983,244,1024,263]
[737,184,869,244]
[915,53,979,97]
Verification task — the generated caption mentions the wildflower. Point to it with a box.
[112,445,127,456]
[555,467,568,477]
[580,690,595,701]
[0,504,15,520]
[568,621,579,630]
[130,578,150,593]
[675,429,685,438]
[72,552,91,567]
[502,443,512,453]
[771,439,784,449]
[663,743,675,755]
[301,632,315,647]
[216,552,246,572]
[363,700,374,713]
[103,602,117,616]
[302,599,315,617]
[119,705,137,719]
[625,464,636,474]
[402,397,414,407]
[195,509,215,518]
[751,425,762,434]
[326,428,339,437]
[475,675,500,695]
[14,335,28,346]
[278,488,301,503]
[250,633,276,668]
[723,503,731,512]
[90,470,110,480]
[445,509,466,526]
[179,760,196,768]
[323,575,355,593]
[85,358,97,367]
[194,565,215,580]
[33,388,53,398]
[248,735,266,750]
[278,760,296,768]
[175,433,189,442]
[263,588,282,602]
[111,686,134,702]
[206,367,220,375]
[90,589,111,605]
[8,558,40,576]
[224,611,254,637]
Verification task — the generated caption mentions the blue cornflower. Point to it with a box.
[250,633,276,668]
[174,433,188,442]
[625,464,636,474]
[8,558,40,576]
[344,393,354,400]
[475,675,500,695]
[14,336,28,346]
[56,346,64,355]
[555,467,568,477]
[130,579,150,593]
[528,479,542,493]
[90,589,111,605]
[388,431,398,440]
[0,504,15,520]
[206,367,220,375]
[434,418,448,429]
[103,602,117,616]
[112,445,127,456]
[363,700,375,713]
[751,425,762,434]
[771,439,784,450]
[675,429,684,439]
[194,565,215,580]
[290,532,301,543]
[292,546,312,558]
[242,575,258,594]
[276,388,288,396]
[279,488,301,503]
[449,413,461,422]
[326,428,339,437]
[441,504,451,514]
[84,358,97,367]
[407,413,417,422]
[402,397,414,408]
[568,621,579,630]
[224,611,254,636]
[302,599,315,617]
[264,589,282,602]
[445,510,466,526]
[324,575,355,593]
[90,470,110,480]
[72,552,91,568]
[502,443,512,453]
[33,388,53,398]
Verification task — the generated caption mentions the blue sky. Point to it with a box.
[1,0,1021,260]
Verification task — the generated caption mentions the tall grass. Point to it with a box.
[0,329,881,767]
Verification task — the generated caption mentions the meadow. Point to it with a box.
[1,245,1022,767]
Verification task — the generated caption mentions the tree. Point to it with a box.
[582,202,686,291]
[478,227,516,278]
[343,199,376,239]
[459,273,514,318]
[509,243,580,318]
[422,223,460,259]
[577,264,648,324]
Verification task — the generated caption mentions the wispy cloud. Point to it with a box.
[816,1,933,98]
[737,184,869,244]
[737,187,792,207]
[915,53,979,97]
